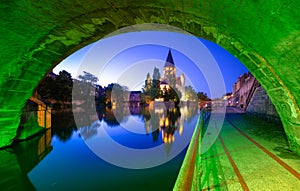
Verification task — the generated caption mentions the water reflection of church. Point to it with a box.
[160,108,182,143]
[144,105,184,143]
[79,102,198,144]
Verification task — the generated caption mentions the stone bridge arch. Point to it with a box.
[0,1,299,154]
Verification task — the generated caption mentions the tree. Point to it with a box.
[141,67,162,103]
[57,70,72,83]
[95,85,106,106]
[54,70,73,102]
[197,91,210,101]
[141,73,152,104]
[163,86,181,104]
[36,70,73,103]
[144,72,152,92]
[152,67,161,80]
[150,67,162,100]
[74,71,99,103]
[36,76,55,99]
[168,86,181,104]
[105,83,128,106]
[185,85,197,101]
[78,71,98,84]
[150,79,161,100]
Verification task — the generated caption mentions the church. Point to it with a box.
[160,49,185,99]
[160,48,185,100]
[144,48,185,101]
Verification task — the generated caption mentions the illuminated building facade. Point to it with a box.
[160,49,185,100]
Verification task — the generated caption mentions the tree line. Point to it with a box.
[36,70,129,109]
[36,69,210,109]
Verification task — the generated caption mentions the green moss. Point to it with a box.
[18,114,44,140]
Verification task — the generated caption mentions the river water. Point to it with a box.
[1,104,199,191]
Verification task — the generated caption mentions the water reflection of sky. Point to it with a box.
[86,115,197,150]
[97,118,163,149]
[28,105,199,190]
[27,125,192,191]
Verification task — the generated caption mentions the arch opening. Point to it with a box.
[0,3,299,156]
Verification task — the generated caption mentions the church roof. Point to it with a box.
[160,79,169,84]
[164,49,175,68]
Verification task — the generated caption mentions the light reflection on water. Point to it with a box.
[6,104,199,191]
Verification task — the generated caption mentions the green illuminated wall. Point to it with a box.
[0,1,299,153]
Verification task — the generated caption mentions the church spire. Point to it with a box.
[163,48,176,86]
[164,48,175,68]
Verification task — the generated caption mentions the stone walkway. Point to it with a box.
[200,109,300,191]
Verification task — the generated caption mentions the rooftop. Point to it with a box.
[164,49,175,68]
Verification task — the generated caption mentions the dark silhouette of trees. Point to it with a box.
[152,67,161,80]
[141,67,162,103]
[151,67,162,100]
[36,76,55,99]
[73,71,99,105]
[36,70,73,103]
[104,83,128,106]
[163,86,181,104]
[78,71,98,84]
[54,70,73,102]
[150,79,162,100]
[51,111,76,142]
[95,84,106,107]
[144,72,152,92]
[197,91,210,101]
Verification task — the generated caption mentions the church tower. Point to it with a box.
[163,49,176,79]
[163,49,176,87]
[159,48,185,101]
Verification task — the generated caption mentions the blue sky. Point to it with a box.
[54,31,248,98]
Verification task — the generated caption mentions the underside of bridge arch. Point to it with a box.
[0,0,299,154]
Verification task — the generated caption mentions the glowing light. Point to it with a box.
[165,117,169,126]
